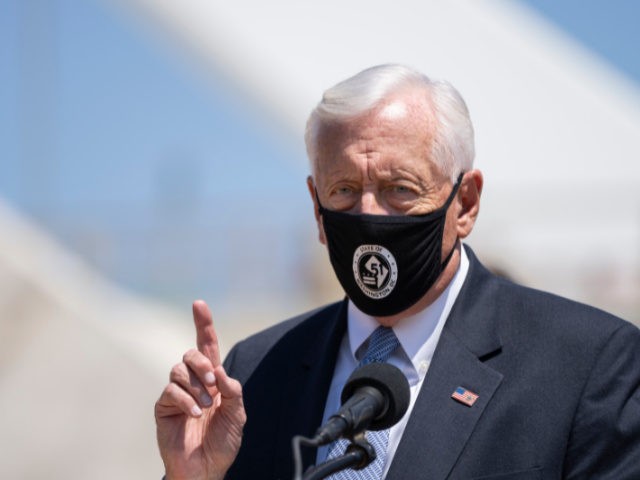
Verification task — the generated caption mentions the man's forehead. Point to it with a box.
[315,116,434,161]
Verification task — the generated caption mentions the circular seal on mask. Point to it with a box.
[352,245,398,299]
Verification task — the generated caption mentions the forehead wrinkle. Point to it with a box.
[387,165,424,184]
[365,155,375,182]
[323,161,357,184]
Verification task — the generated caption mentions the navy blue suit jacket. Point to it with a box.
[223,247,640,479]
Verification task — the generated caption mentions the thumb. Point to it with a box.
[210,365,246,451]
[213,365,244,408]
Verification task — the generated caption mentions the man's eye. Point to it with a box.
[335,187,355,195]
[390,185,414,195]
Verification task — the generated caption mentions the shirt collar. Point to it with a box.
[347,244,470,366]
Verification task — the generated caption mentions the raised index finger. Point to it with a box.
[192,299,221,366]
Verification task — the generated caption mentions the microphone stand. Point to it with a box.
[301,433,376,480]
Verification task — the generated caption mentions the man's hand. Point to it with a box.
[155,300,246,480]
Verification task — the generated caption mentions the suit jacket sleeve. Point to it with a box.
[564,322,640,478]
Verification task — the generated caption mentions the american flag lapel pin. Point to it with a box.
[451,386,479,407]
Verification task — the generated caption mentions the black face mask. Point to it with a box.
[318,173,463,317]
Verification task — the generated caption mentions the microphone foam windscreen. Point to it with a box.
[341,363,410,430]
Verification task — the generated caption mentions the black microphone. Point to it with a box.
[313,363,410,445]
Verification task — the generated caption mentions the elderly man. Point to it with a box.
[155,64,640,479]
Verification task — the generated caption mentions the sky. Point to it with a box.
[520,0,640,81]
[1,0,638,309]
[1,0,312,309]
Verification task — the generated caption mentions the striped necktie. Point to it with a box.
[325,326,401,479]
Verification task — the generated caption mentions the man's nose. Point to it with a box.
[359,192,389,215]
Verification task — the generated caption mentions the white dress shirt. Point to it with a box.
[316,246,470,477]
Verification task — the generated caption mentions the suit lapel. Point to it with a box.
[387,246,505,479]
[273,300,348,479]
[386,329,503,479]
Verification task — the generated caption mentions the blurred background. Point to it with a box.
[1,0,639,477]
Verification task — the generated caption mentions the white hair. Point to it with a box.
[305,64,475,182]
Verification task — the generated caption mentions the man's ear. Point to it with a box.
[306,176,327,245]
[456,169,483,239]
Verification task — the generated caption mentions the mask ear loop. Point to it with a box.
[440,171,466,268]
[441,239,459,269]
[314,188,327,216]
[442,172,465,210]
